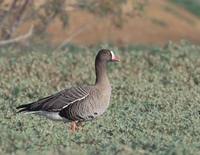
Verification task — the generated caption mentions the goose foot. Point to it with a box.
[70,121,83,132]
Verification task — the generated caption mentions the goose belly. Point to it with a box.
[33,111,65,121]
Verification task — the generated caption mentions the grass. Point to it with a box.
[171,0,200,17]
[0,41,200,154]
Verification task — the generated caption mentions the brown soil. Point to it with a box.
[10,0,200,45]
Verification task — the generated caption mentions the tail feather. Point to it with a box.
[16,93,58,113]
[17,108,28,113]
[16,103,33,113]
[16,103,31,109]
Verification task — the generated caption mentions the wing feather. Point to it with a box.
[16,86,90,113]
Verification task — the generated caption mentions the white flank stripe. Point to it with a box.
[62,94,89,109]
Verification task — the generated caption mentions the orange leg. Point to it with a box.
[70,121,77,132]
[70,121,83,132]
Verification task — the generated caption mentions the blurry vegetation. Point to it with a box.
[0,0,147,43]
[0,41,200,154]
[171,0,200,17]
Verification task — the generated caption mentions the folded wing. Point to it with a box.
[16,86,89,113]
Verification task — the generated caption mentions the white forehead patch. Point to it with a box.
[110,50,115,58]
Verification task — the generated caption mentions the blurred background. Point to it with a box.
[0,0,200,48]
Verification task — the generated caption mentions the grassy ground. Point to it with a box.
[0,41,200,155]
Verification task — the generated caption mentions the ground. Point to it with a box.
[3,0,200,45]
[0,41,200,154]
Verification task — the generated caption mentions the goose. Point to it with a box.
[16,49,120,132]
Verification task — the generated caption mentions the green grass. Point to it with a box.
[171,0,200,17]
[0,41,200,155]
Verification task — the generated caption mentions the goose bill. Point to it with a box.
[110,51,120,62]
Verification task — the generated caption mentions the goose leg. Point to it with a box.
[70,121,83,132]
[70,121,78,132]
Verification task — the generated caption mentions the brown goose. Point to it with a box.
[16,49,120,131]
